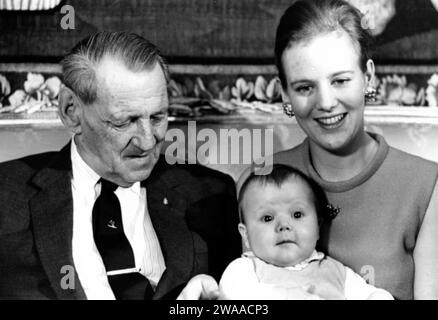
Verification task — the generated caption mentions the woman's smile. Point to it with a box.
[314,112,348,129]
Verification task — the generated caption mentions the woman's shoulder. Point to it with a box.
[369,132,437,171]
[379,140,438,205]
[383,145,438,188]
[387,144,438,172]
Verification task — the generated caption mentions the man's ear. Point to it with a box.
[238,223,250,250]
[58,85,83,134]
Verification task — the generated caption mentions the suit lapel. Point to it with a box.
[29,149,193,299]
[29,143,86,300]
[144,164,194,300]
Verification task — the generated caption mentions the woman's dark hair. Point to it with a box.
[275,0,375,87]
[238,164,330,226]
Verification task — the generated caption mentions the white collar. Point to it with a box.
[71,138,100,191]
[284,250,325,271]
[243,250,325,271]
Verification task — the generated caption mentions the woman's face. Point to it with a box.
[281,30,374,153]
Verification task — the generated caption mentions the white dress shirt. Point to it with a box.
[70,141,166,300]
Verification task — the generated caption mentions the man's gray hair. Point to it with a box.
[61,31,169,105]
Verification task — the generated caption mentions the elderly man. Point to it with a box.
[0,32,241,299]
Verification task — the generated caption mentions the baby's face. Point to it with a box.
[239,178,319,267]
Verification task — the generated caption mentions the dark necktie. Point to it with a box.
[92,178,154,299]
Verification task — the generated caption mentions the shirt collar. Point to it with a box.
[71,138,100,191]
[243,250,325,271]
[121,181,141,197]
[284,250,325,271]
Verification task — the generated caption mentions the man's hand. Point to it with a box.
[177,274,220,300]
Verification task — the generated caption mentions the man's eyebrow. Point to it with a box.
[107,112,139,123]
[152,107,169,114]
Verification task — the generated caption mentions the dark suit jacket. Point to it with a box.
[0,143,241,300]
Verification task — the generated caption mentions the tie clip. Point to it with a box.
[107,267,139,276]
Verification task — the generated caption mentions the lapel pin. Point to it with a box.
[107,220,117,229]
[163,197,168,205]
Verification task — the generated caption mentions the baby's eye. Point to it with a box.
[293,211,302,219]
[262,215,273,222]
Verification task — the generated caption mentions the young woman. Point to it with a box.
[273,0,438,300]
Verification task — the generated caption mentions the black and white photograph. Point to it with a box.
[0,0,437,306]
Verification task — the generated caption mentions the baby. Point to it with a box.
[219,164,393,300]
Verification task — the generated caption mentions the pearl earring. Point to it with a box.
[365,87,377,103]
[283,103,295,117]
